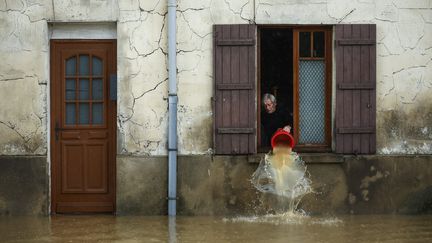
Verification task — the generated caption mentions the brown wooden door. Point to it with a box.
[50,40,116,213]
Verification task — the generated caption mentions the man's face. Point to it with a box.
[264,99,276,114]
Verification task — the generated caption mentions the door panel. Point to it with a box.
[51,40,116,213]
[86,142,108,192]
[61,143,84,193]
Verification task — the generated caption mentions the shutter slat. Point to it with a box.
[343,25,353,154]
[352,24,362,154]
[238,26,248,154]
[214,25,223,154]
[230,25,240,154]
[221,25,232,154]
[213,24,257,155]
[360,24,371,154]
[335,24,376,154]
[247,25,256,154]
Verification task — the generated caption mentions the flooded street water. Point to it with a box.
[1,152,430,242]
[1,215,432,242]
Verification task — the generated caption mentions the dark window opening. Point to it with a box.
[258,26,332,152]
[259,28,294,150]
[299,31,311,57]
[313,31,325,57]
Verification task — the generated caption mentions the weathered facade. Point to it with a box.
[0,0,431,215]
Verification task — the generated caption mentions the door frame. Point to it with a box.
[49,39,117,214]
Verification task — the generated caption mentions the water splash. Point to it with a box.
[251,147,313,213]
[223,149,339,225]
[223,213,343,226]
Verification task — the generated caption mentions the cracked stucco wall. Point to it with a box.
[0,0,431,156]
[0,0,51,155]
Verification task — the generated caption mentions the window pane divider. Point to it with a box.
[299,57,325,60]
[75,54,79,125]
[89,54,93,124]
[66,76,103,78]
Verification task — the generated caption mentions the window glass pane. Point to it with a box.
[92,103,103,124]
[92,79,103,100]
[298,60,326,144]
[65,79,75,100]
[92,57,103,76]
[79,103,89,124]
[66,57,76,76]
[79,79,89,100]
[79,55,89,75]
[65,103,76,125]
[299,32,311,57]
[313,32,325,57]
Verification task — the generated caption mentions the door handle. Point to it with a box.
[55,121,65,141]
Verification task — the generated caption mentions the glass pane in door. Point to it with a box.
[65,103,76,125]
[79,55,89,75]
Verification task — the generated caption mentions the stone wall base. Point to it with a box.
[2,154,431,216]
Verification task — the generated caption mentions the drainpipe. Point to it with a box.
[167,0,178,216]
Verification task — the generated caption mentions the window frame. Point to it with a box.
[257,25,333,153]
[61,51,108,129]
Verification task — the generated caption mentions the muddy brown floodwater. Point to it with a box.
[1,214,432,242]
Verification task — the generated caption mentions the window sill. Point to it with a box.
[248,153,345,164]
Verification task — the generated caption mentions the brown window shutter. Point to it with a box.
[213,24,257,155]
[335,24,376,154]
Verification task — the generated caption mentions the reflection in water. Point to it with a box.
[251,147,312,214]
[168,216,177,243]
